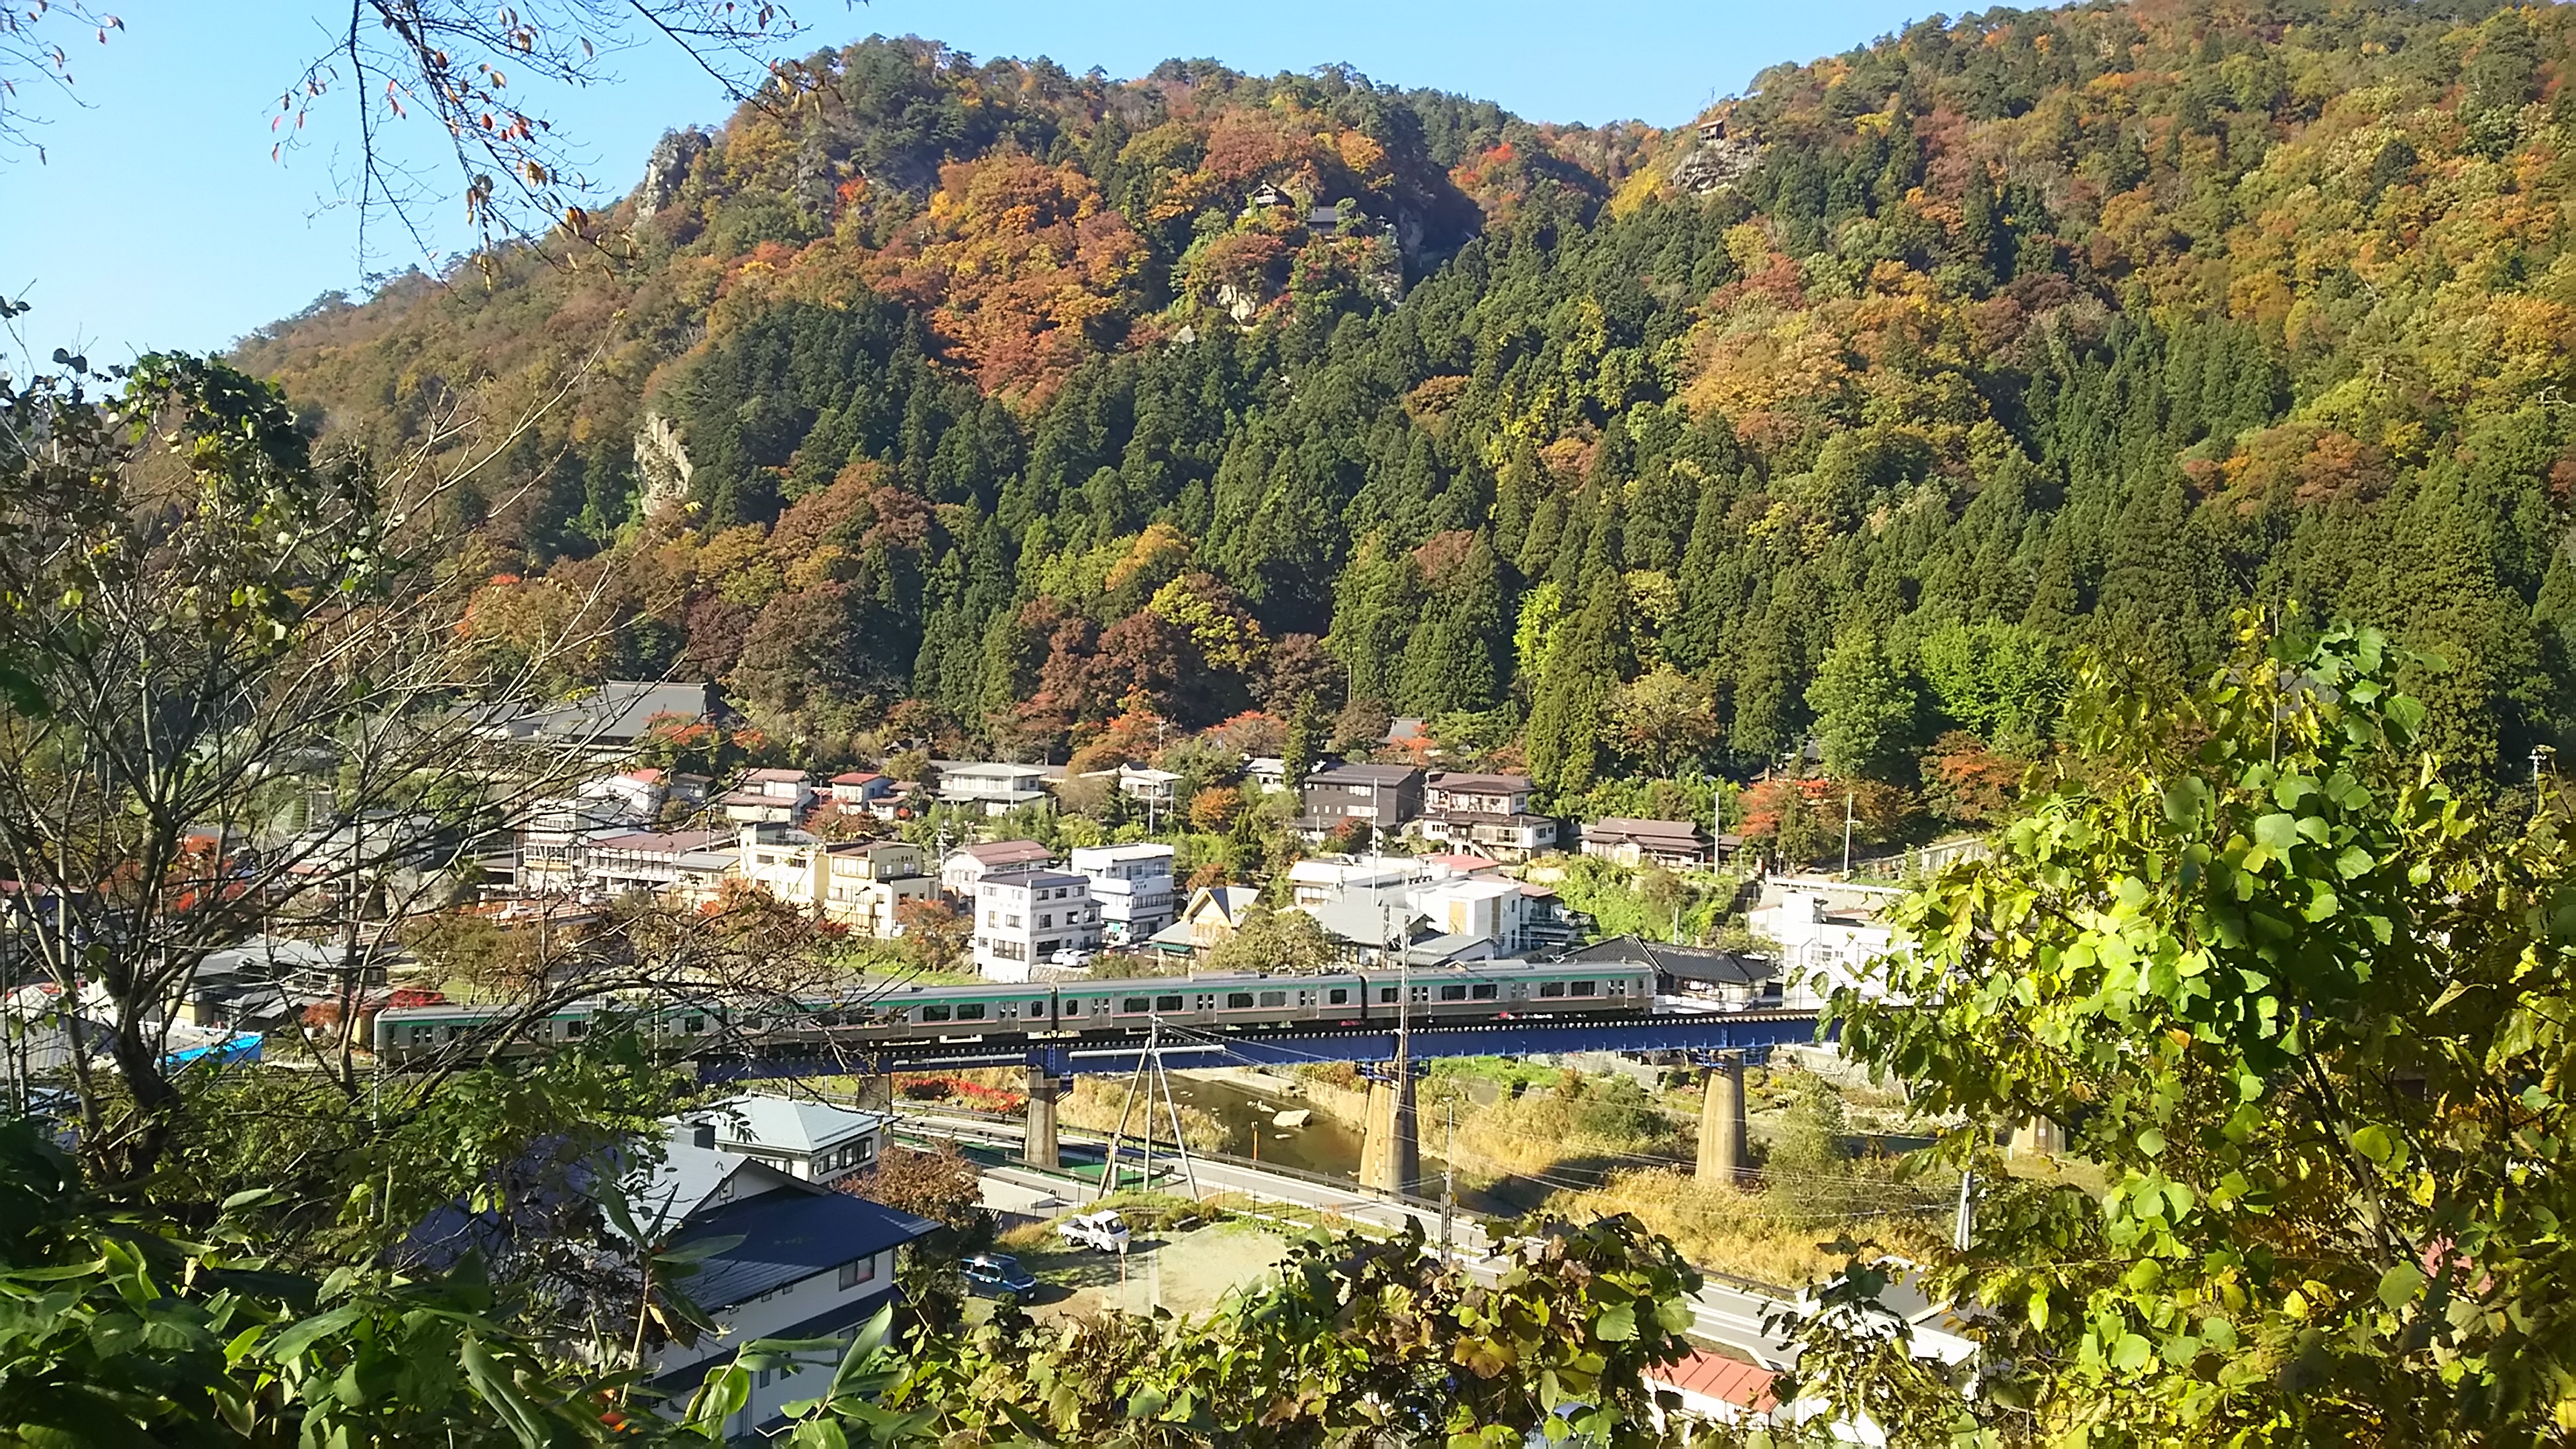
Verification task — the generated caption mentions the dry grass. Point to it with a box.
[1541,1166,1949,1289]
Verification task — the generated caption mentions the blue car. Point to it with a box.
[963,1252,1038,1298]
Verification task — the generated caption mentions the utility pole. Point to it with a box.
[1841,790,1856,876]
[1952,1169,1974,1250]
[1440,1098,1456,1259]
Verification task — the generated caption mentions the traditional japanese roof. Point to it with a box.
[674,1190,939,1309]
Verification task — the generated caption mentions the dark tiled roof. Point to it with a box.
[1564,936,1776,986]
[676,1190,939,1310]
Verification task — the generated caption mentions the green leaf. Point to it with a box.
[266,1303,363,1364]
[2027,1287,2050,1332]
[2253,813,2301,851]
[2111,1332,2152,1373]
[2334,845,2375,879]
[2377,1262,2426,1311]
[2136,1127,2166,1157]
[1594,1302,1637,1341]
[790,1421,849,1449]
[2350,1123,2398,1167]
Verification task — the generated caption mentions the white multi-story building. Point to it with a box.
[1068,843,1177,945]
[636,1125,936,1438]
[1747,878,1908,1005]
[972,869,1101,981]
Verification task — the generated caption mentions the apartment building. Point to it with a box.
[972,870,1102,981]
[1068,843,1177,945]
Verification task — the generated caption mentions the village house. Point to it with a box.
[1580,816,1713,869]
[666,1093,888,1186]
[941,839,1057,898]
[1295,763,1426,842]
[1413,771,1558,861]
[720,767,813,825]
[635,1124,937,1439]
[1140,884,1262,959]
[934,761,1049,816]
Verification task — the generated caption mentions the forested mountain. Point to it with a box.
[233,3,2576,816]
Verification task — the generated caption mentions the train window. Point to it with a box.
[1226,993,1254,1010]
[1329,988,1350,1006]
[1438,985,1467,1002]
[1471,983,1498,1000]
[1379,987,1398,1004]
[1409,985,1430,1004]
[742,1015,764,1031]
[1065,999,1083,1017]
[1030,999,1047,1014]
[1155,995,1184,1013]
[1538,982,1566,998]
[410,1026,433,1044]
[684,1015,706,1033]
[1297,990,1316,1008]
[921,1005,953,1022]
[1123,997,1152,1014]
[1259,991,1287,1008]
[1570,981,1597,998]
[1194,994,1215,1012]
[1607,979,1626,995]
[565,1019,587,1038]
[957,1004,987,1021]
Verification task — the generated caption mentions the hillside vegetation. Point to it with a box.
[234,3,2576,814]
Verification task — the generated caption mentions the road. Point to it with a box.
[893,1106,1806,1367]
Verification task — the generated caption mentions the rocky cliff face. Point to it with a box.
[634,129,710,223]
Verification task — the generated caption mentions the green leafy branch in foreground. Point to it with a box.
[1805,613,2576,1445]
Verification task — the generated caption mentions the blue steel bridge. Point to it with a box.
[694,1009,1826,1082]
[694,1009,1827,1193]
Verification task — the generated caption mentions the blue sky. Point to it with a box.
[0,1,1936,363]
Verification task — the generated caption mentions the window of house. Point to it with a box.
[839,1256,876,1290]
[1538,982,1566,998]
[1471,983,1498,1000]
[1258,991,1286,1008]
[1038,913,1053,928]
[1226,993,1254,1010]
[1570,981,1597,997]
[1438,985,1467,1002]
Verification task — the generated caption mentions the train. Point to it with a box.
[369,957,1656,1066]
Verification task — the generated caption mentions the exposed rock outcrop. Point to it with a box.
[1670,135,1763,195]
[635,129,710,223]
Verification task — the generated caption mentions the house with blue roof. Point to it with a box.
[642,1122,938,1437]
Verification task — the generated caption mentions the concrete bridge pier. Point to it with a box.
[1358,1061,1420,1197]
[1023,1067,1065,1170]
[1695,1053,1748,1187]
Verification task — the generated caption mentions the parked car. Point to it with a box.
[961,1252,1038,1297]
[1048,947,1095,967]
[1056,1209,1130,1253]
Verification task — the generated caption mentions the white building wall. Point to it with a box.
[653,1246,898,1438]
